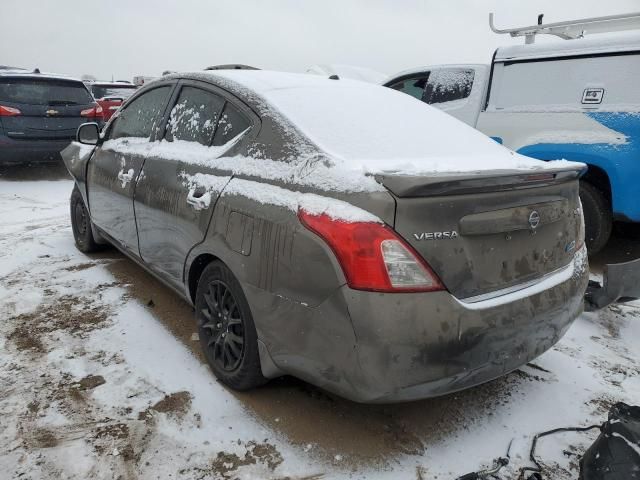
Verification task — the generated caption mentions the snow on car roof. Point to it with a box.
[0,71,84,83]
[495,31,640,62]
[204,69,579,174]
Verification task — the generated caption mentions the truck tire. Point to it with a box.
[580,180,612,255]
[70,186,101,253]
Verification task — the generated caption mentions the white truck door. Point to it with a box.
[423,66,488,126]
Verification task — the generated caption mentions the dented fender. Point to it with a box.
[60,141,96,206]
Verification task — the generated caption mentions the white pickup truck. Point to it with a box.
[384,16,640,254]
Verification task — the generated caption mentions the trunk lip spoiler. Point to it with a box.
[376,165,587,198]
[585,257,640,311]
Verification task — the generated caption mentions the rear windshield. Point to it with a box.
[0,78,94,106]
[91,85,137,100]
[262,79,504,164]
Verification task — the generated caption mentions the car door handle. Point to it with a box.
[117,168,134,188]
[186,188,211,211]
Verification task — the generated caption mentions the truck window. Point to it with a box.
[387,73,430,100]
[424,68,474,104]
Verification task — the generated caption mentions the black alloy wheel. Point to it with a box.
[200,280,245,372]
[195,261,267,390]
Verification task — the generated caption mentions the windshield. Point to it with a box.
[91,85,137,100]
[0,78,94,105]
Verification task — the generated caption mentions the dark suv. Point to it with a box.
[0,71,102,165]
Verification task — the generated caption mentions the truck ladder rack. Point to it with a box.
[490,12,640,44]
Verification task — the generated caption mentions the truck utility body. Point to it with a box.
[384,25,640,256]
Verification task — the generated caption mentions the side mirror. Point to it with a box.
[77,122,100,145]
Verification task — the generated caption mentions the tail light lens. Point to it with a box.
[298,210,444,293]
[0,105,21,116]
[81,104,104,120]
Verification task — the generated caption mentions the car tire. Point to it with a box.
[580,180,612,255]
[195,260,267,391]
[70,186,100,253]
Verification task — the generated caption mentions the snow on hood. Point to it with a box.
[207,70,583,175]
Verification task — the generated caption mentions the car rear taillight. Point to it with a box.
[0,105,21,116]
[298,210,444,293]
[81,104,104,120]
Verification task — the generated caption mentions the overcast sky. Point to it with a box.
[2,0,638,81]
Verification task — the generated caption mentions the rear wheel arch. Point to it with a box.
[187,253,219,303]
[581,163,612,206]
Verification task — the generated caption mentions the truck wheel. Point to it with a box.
[580,181,612,255]
[70,186,100,253]
[195,260,267,391]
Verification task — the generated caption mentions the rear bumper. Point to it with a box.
[339,248,589,403]
[0,135,72,165]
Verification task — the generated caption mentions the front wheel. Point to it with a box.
[70,186,100,253]
[195,261,267,391]
[580,180,612,256]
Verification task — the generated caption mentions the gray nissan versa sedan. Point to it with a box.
[62,70,589,403]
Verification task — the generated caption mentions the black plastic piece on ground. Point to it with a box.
[580,402,640,480]
[585,258,640,311]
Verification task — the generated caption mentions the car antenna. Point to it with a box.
[33,67,40,74]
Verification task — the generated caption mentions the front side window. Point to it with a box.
[164,87,225,145]
[212,102,250,146]
[109,86,172,140]
[386,74,430,100]
[424,69,474,104]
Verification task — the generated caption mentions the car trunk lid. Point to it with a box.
[381,166,586,299]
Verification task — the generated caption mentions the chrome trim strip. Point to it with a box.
[460,262,573,304]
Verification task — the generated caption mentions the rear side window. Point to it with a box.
[212,102,250,146]
[387,74,430,100]
[424,69,474,104]
[0,78,93,105]
[165,86,225,145]
[109,86,172,140]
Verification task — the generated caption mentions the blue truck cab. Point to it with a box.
[384,31,640,254]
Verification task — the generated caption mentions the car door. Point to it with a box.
[87,84,173,256]
[134,80,256,287]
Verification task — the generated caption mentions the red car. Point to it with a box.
[88,82,138,121]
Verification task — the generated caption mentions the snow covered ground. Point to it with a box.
[1,174,638,480]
